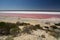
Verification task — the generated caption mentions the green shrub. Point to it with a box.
[0,22,6,27]
[0,22,21,36]
[22,27,31,34]
[50,25,58,29]
[55,23,60,26]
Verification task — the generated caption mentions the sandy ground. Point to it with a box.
[14,29,57,40]
[0,17,60,40]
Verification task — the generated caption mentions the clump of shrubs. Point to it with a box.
[50,25,58,29]
[22,24,43,34]
[32,24,42,30]
[16,21,30,26]
[0,22,21,37]
[0,22,42,35]
[55,23,60,26]
[22,27,32,34]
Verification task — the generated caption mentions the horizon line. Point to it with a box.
[0,11,60,14]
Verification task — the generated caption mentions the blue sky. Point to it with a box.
[0,0,60,10]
